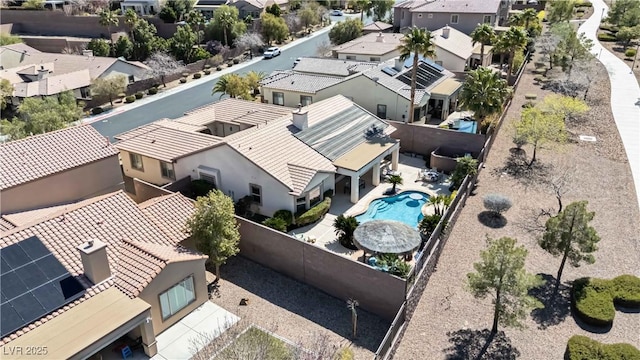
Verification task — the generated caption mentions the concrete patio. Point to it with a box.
[291,154,452,261]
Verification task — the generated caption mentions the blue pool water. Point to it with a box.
[355,191,429,228]
[457,120,478,134]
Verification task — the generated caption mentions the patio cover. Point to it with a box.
[431,78,462,97]
[332,137,398,172]
[353,220,421,254]
[3,288,151,360]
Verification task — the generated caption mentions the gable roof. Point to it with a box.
[139,192,196,243]
[0,191,198,344]
[293,58,377,77]
[432,26,475,60]
[410,0,502,13]
[0,126,118,191]
[332,32,404,53]
[180,98,291,127]
[260,71,344,94]
[362,21,394,32]
[9,69,92,98]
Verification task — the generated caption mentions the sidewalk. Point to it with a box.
[82,23,335,125]
[579,0,640,211]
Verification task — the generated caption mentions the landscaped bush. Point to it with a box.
[625,48,637,58]
[179,77,187,83]
[147,87,158,95]
[565,335,640,360]
[450,156,478,189]
[234,195,253,217]
[273,209,293,226]
[483,194,513,216]
[181,72,189,77]
[599,24,619,33]
[135,92,144,99]
[323,189,334,198]
[191,179,216,198]
[377,254,411,278]
[418,214,442,238]
[193,72,202,79]
[296,197,331,227]
[124,95,136,103]
[216,66,222,71]
[204,69,211,75]
[233,58,240,64]
[263,217,288,232]
[91,106,104,115]
[573,1,592,7]
[204,64,211,70]
[333,214,359,250]
[598,33,617,42]
[573,275,640,327]
[227,61,234,67]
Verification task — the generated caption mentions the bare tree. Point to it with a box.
[316,40,333,57]
[284,13,303,34]
[144,52,186,87]
[234,32,265,56]
[537,32,560,70]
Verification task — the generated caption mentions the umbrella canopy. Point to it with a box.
[353,220,422,254]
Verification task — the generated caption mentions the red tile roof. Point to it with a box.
[0,125,118,191]
[139,192,196,243]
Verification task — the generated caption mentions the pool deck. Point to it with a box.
[290,154,452,260]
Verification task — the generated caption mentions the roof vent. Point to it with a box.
[442,25,450,39]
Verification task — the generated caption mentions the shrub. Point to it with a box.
[158,6,177,23]
[565,335,640,360]
[333,214,359,250]
[216,66,222,71]
[263,217,288,232]
[91,107,104,115]
[418,214,442,238]
[483,194,513,215]
[147,87,158,95]
[610,275,640,307]
[573,275,640,327]
[323,189,334,198]
[597,33,617,42]
[296,197,331,226]
[450,156,478,189]
[522,101,536,108]
[234,195,253,217]
[191,180,216,198]
[211,54,224,66]
[179,77,187,83]
[118,92,126,98]
[135,92,144,99]
[573,1,592,7]
[204,69,211,75]
[599,24,619,33]
[233,58,240,64]
[273,210,293,226]
[124,95,136,103]
[204,64,211,69]
[227,61,234,67]
[193,72,202,79]
[377,254,411,278]
[625,48,637,58]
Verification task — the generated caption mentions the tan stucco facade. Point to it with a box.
[1,156,123,214]
[138,259,209,335]
[120,150,175,186]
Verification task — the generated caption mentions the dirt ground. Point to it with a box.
[393,35,640,360]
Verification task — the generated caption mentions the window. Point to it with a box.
[273,92,284,106]
[296,196,306,213]
[300,95,312,106]
[377,104,387,119]
[199,173,217,188]
[483,15,492,24]
[451,14,459,24]
[80,87,91,99]
[129,153,143,171]
[159,275,195,320]
[309,186,321,206]
[160,161,175,180]
[128,75,135,83]
[346,55,356,60]
[370,57,381,62]
[250,183,262,204]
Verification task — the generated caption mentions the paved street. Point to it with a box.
[91,14,371,140]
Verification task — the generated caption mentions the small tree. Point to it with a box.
[234,32,265,56]
[606,0,640,28]
[1,79,14,111]
[316,40,333,57]
[87,38,111,57]
[212,73,250,99]
[537,94,589,124]
[298,6,320,30]
[616,25,640,49]
[329,18,363,45]
[548,0,575,23]
[266,3,282,17]
[388,174,403,193]
[483,194,513,217]
[261,13,289,45]
[450,156,478,189]
[185,190,240,281]
[244,71,265,95]
[467,237,544,334]
[514,107,566,167]
[539,201,600,289]
[91,75,128,106]
[144,52,186,87]
[333,215,359,249]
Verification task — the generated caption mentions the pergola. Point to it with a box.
[353,220,422,260]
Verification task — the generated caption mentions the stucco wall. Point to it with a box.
[102,61,149,82]
[410,13,495,35]
[120,150,173,186]
[237,217,406,321]
[1,156,123,214]
[434,47,467,73]
[336,50,399,62]
[388,121,485,159]
[139,259,208,335]
[2,10,178,39]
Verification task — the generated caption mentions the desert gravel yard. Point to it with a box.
[393,51,640,359]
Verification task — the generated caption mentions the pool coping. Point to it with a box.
[345,188,437,220]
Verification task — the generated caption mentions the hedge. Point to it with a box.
[273,210,293,226]
[572,275,640,327]
[565,335,640,360]
[597,33,617,42]
[599,24,619,33]
[573,1,593,7]
[124,95,136,103]
[295,197,332,227]
[263,217,288,232]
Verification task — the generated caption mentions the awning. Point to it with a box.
[431,78,462,97]
[333,138,398,172]
[3,288,151,360]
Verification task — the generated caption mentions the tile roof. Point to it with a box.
[334,41,400,56]
[432,26,475,60]
[0,218,15,232]
[393,0,425,9]
[181,98,291,127]
[1,204,71,227]
[331,32,404,53]
[362,21,394,31]
[410,0,502,13]
[139,192,196,243]
[260,71,344,94]
[0,125,118,191]
[7,68,92,98]
[0,190,198,344]
[293,58,377,77]
[114,123,223,162]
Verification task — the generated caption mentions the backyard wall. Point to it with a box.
[2,10,178,39]
[388,121,486,160]
[237,217,406,322]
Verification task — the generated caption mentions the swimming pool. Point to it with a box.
[355,191,429,228]
[456,120,478,134]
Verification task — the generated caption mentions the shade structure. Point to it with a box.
[353,220,422,254]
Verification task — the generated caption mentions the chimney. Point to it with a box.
[77,239,111,285]
[394,57,404,71]
[37,65,49,80]
[82,49,94,57]
[376,32,384,42]
[442,25,450,39]
[292,104,308,130]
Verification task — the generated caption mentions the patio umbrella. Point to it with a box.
[353,220,422,255]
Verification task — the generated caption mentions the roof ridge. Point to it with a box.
[0,124,93,147]
[120,239,170,264]
[137,191,184,209]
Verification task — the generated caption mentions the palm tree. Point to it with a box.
[244,71,266,95]
[388,175,403,193]
[517,8,539,32]
[502,26,528,83]
[124,9,138,43]
[397,27,436,124]
[99,9,119,53]
[352,0,372,22]
[470,23,495,67]
[217,6,236,46]
[334,215,360,249]
[212,74,249,99]
[459,67,509,125]
[186,10,205,44]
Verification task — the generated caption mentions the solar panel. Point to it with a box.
[0,236,85,338]
[381,66,398,76]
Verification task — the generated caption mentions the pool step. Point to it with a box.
[376,202,391,213]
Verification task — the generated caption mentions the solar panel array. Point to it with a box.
[1,236,85,338]
[397,61,446,90]
[381,66,398,76]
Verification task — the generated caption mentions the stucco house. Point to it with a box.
[120,0,164,15]
[362,21,394,35]
[229,0,289,18]
[393,0,511,35]
[194,0,229,19]
[0,190,213,359]
[431,25,492,73]
[0,126,124,215]
[115,96,400,211]
[260,56,462,123]
[331,32,404,62]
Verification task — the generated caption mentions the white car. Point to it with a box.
[330,9,343,16]
[263,47,281,59]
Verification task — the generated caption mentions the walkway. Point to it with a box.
[579,0,640,211]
